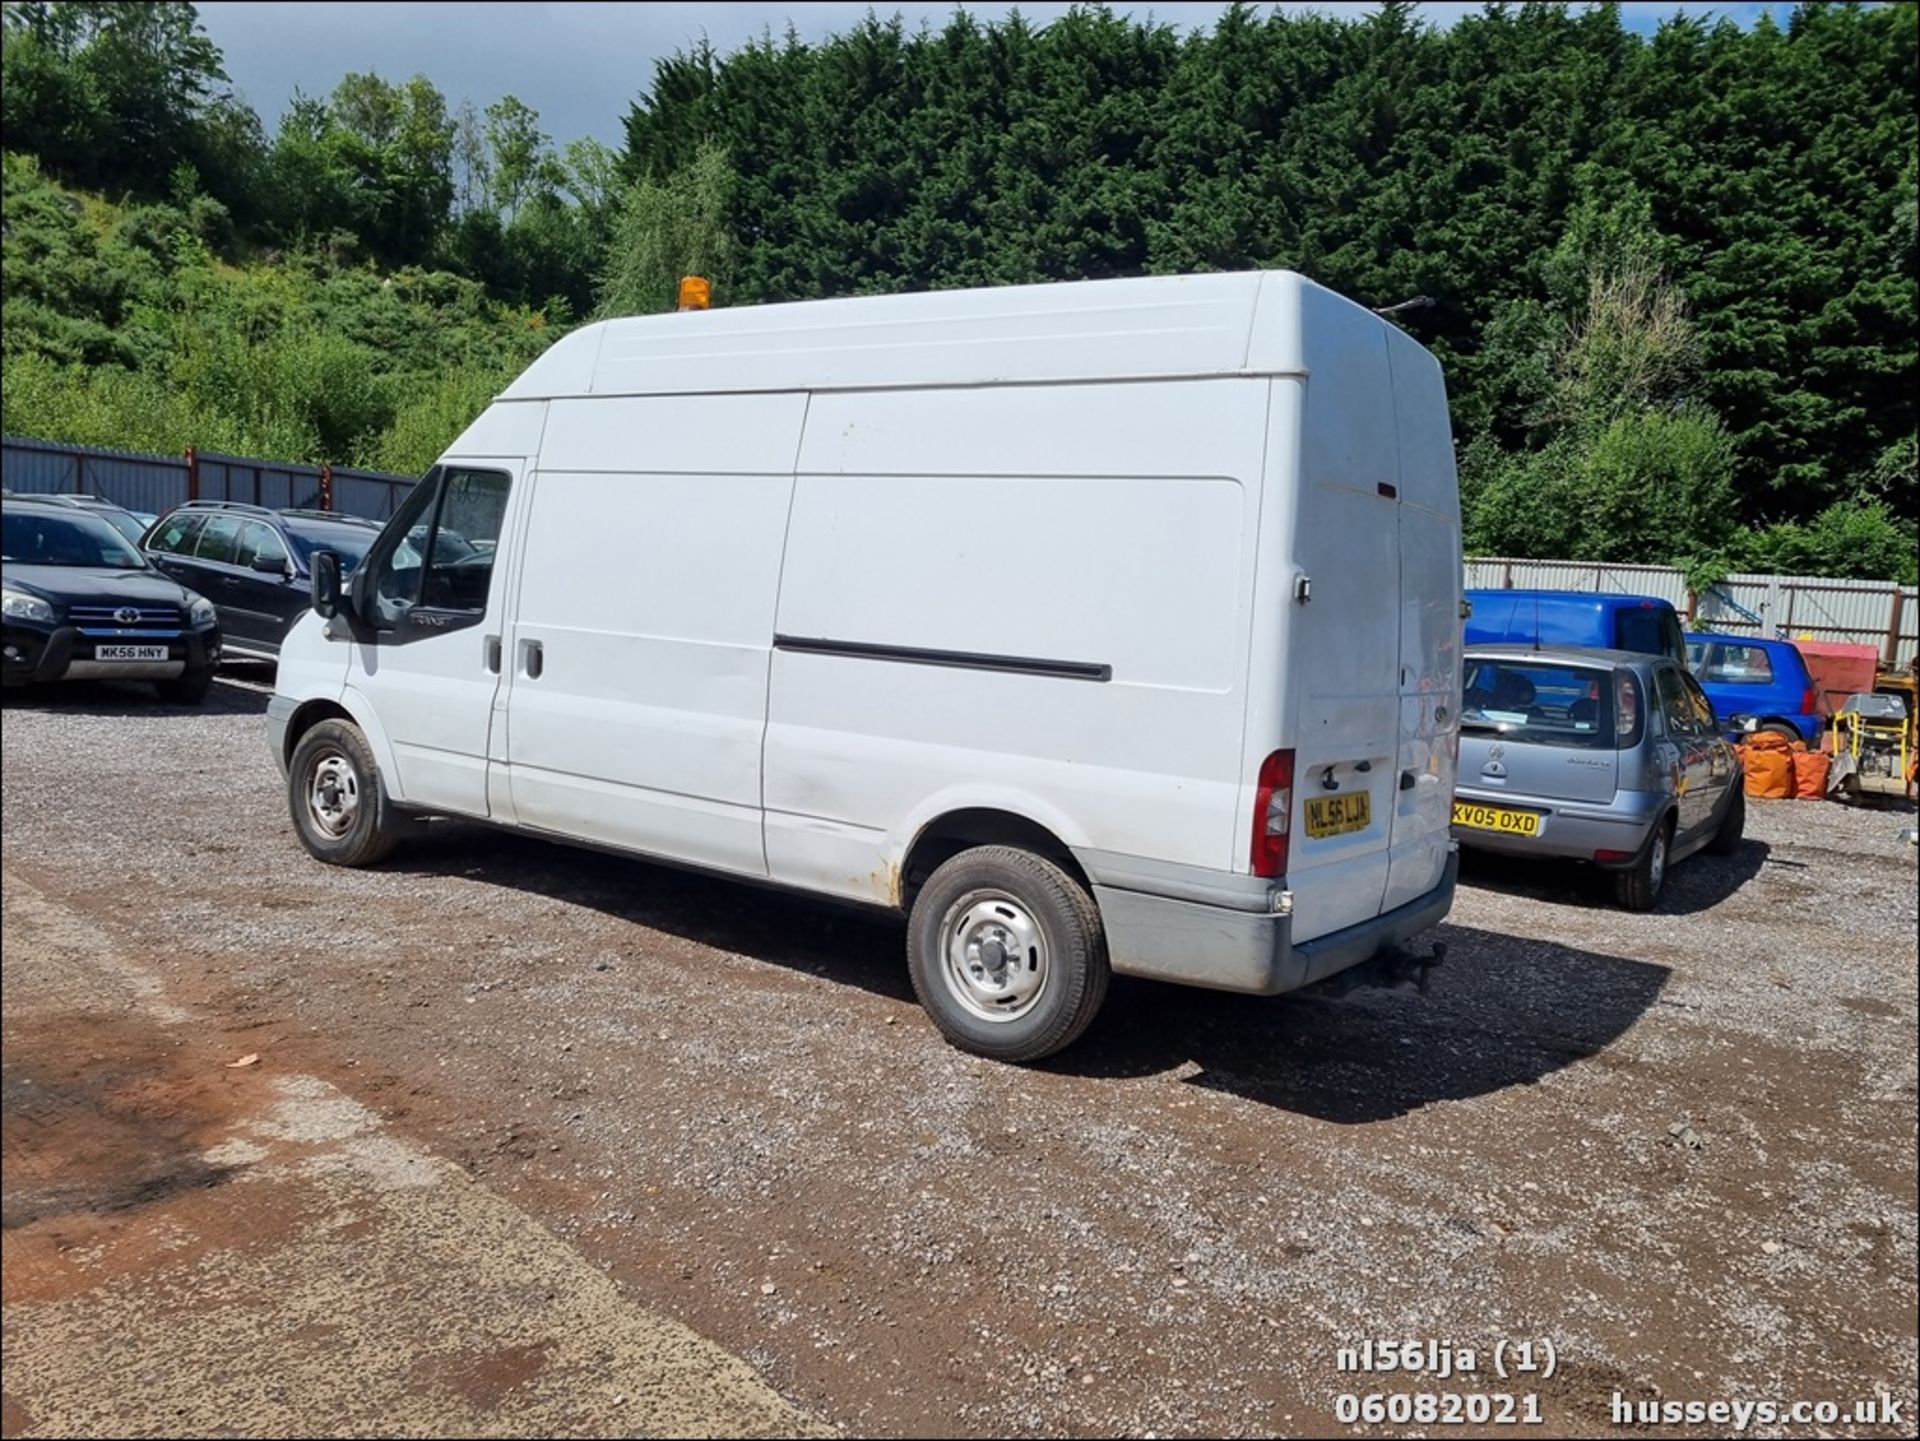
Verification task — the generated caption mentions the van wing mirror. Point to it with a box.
[311,550,342,619]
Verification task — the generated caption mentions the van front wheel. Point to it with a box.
[288,718,413,867]
[907,845,1109,1063]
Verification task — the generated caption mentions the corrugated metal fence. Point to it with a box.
[1467,557,1917,666]
[0,435,414,522]
[6,436,1913,665]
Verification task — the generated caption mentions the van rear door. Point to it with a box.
[1284,297,1401,944]
[1381,328,1461,915]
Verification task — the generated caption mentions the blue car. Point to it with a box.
[1464,589,1686,665]
[1684,633,1823,745]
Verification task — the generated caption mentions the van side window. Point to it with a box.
[363,467,510,632]
[420,470,509,612]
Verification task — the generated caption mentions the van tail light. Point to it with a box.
[1251,749,1295,878]
[1801,686,1816,716]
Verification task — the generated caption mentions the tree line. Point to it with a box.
[2,0,1913,580]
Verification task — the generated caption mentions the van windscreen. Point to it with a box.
[1461,659,1616,749]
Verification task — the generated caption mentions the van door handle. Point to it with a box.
[1400,769,1417,790]
[520,639,543,679]
[483,634,501,673]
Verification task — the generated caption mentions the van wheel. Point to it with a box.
[1706,784,1745,856]
[907,846,1109,1063]
[1613,820,1671,911]
[288,719,413,867]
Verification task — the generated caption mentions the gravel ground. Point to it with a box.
[3,670,1916,1438]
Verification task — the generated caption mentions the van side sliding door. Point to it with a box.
[499,393,807,878]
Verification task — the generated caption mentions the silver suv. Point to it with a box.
[1453,646,1746,910]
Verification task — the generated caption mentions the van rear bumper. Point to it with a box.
[1092,853,1458,996]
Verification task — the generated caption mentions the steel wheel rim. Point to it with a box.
[307,751,361,838]
[1648,831,1667,891]
[939,889,1050,1023]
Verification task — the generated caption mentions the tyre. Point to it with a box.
[1706,783,1745,856]
[287,718,413,867]
[155,666,214,705]
[906,845,1110,1063]
[1613,819,1671,911]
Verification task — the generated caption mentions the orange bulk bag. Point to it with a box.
[1744,747,1793,800]
[1791,749,1830,800]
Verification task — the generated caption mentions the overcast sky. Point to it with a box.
[196,1,1798,150]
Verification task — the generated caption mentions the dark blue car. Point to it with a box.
[1464,589,1687,665]
[1684,633,1823,744]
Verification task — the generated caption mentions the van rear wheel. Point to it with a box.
[907,846,1109,1063]
[288,719,414,867]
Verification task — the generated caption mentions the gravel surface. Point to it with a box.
[3,670,1916,1437]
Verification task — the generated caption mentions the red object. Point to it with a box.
[1251,749,1294,878]
[1794,640,1879,717]
[1592,848,1635,863]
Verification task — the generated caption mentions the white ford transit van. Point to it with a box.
[267,270,1463,1062]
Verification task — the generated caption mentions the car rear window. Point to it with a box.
[1613,607,1669,657]
[1462,659,1616,749]
[1688,641,1775,684]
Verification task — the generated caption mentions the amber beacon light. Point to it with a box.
[677,275,712,311]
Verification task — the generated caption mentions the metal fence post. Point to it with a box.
[1887,588,1906,669]
[320,463,333,512]
[184,446,199,501]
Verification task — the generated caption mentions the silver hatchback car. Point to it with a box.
[1453,646,1746,910]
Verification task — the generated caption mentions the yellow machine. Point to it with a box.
[1829,685,1916,800]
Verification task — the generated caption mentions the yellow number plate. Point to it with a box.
[1305,792,1371,838]
[1451,802,1542,836]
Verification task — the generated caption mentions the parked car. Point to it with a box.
[34,493,153,548]
[2,495,222,701]
[1684,632,1823,745]
[1465,589,1686,665]
[142,502,382,658]
[268,269,1465,1063]
[1452,646,1743,909]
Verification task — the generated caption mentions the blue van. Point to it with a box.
[1684,633,1823,743]
[1464,589,1686,665]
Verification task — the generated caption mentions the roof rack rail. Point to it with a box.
[180,499,275,515]
[279,507,378,524]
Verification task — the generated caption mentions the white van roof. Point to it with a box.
[500,270,1360,401]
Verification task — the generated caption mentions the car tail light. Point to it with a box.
[1251,749,1294,878]
[1593,848,1635,863]
[1801,686,1816,715]
[1616,668,1639,742]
